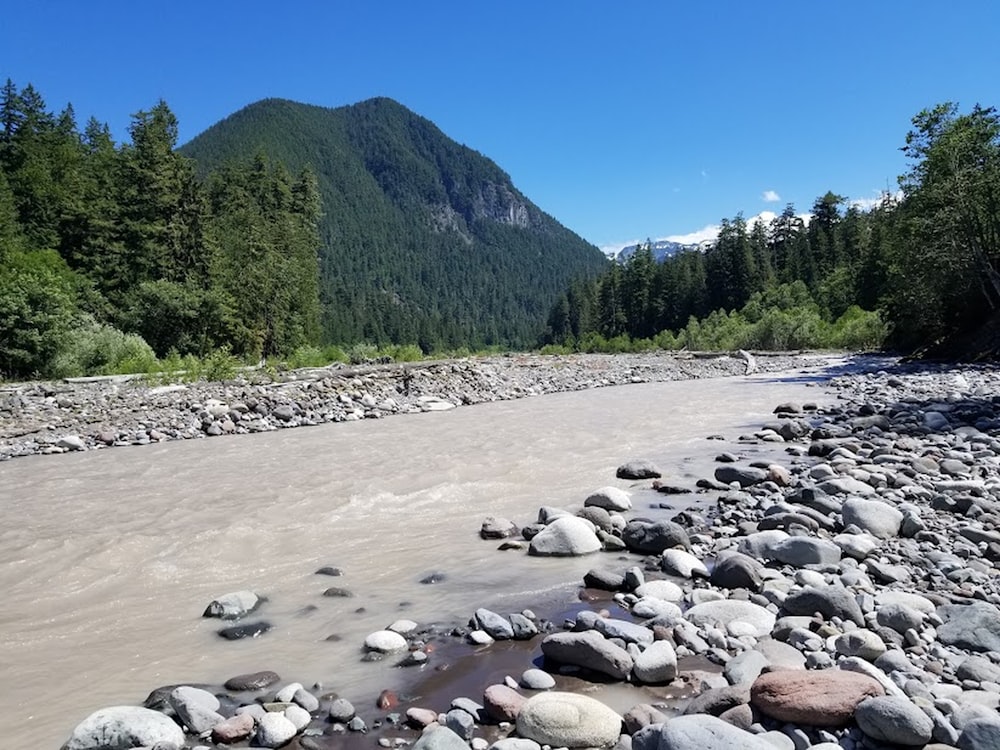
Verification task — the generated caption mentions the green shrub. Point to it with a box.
[285,345,327,369]
[539,343,573,356]
[201,346,241,382]
[830,305,887,350]
[50,321,158,377]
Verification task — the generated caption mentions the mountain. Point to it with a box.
[607,238,715,264]
[179,97,608,350]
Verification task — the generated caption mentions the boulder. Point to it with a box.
[782,584,865,625]
[203,590,260,619]
[474,608,515,640]
[750,669,884,726]
[364,630,408,652]
[959,717,1000,750]
[516,692,623,748]
[660,549,708,578]
[585,486,632,512]
[685,600,775,637]
[770,536,842,566]
[224,670,280,692]
[168,686,223,734]
[842,498,903,539]
[622,519,690,554]
[481,516,518,539]
[62,706,186,750]
[658,714,777,750]
[540,630,633,680]
[632,640,678,684]
[854,696,933,746]
[714,465,768,487]
[633,579,684,602]
[938,602,1000,652]
[484,684,526,722]
[529,517,602,556]
[412,726,471,750]
[616,461,661,480]
[711,551,765,591]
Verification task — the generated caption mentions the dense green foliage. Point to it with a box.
[0,81,323,379]
[179,97,608,351]
[546,104,1000,357]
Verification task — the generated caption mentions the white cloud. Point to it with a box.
[849,190,903,211]
[762,190,781,202]
[664,225,720,244]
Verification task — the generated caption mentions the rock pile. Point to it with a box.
[61,360,1000,750]
[2,351,804,460]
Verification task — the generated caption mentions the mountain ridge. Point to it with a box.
[179,96,608,349]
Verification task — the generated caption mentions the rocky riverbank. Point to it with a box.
[60,357,1000,750]
[1,351,801,461]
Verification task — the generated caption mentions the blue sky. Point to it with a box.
[5,2,999,251]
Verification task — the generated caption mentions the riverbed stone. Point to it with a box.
[203,590,260,619]
[62,705,187,750]
[484,684,527,722]
[854,695,934,745]
[585,486,632,512]
[540,630,633,679]
[169,685,224,734]
[516,691,623,748]
[481,516,518,539]
[685,600,775,637]
[529,516,602,556]
[938,601,1000,652]
[658,714,777,750]
[211,712,255,744]
[622,519,690,554]
[617,460,661,480]
[782,584,865,625]
[414,726,471,750]
[842,498,904,539]
[750,669,885,726]
[256,712,298,747]
[959,717,1000,750]
[364,629,408,652]
[224,670,280,691]
[715,465,768,487]
[521,668,556,690]
[770,536,842,566]
[475,608,515,640]
[632,640,677,684]
[660,548,709,578]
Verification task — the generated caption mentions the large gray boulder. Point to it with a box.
[584,486,632,512]
[516,692,622,748]
[938,601,1000,652]
[413,726,472,750]
[842,498,903,539]
[622,519,690,554]
[168,686,223,734]
[540,630,633,680]
[632,640,677,684]
[62,706,186,750]
[960,717,1000,750]
[714,465,768,487]
[710,552,766,591]
[854,696,933,746]
[685,600,775,637]
[529,517,601,556]
[769,536,842,566]
[658,714,777,750]
[782,584,865,625]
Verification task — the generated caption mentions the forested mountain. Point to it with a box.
[179,97,608,349]
[546,103,1000,359]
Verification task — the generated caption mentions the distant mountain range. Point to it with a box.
[179,97,608,348]
[605,238,715,264]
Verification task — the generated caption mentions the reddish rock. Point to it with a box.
[377,689,399,710]
[750,669,884,726]
[211,713,255,744]
[483,683,527,722]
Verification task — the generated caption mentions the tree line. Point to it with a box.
[0,80,321,378]
[544,103,1000,357]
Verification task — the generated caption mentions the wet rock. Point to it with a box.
[224,670,280,691]
[474,608,515,640]
[203,590,260,619]
[218,620,271,640]
[255,712,298,748]
[714,465,768,487]
[481,516,518,539]
[364,630,408,652]
[617,460,661,480]
[540,630,633,679]
[328,698,355,722]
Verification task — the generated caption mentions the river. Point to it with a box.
[0,359,837,747]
